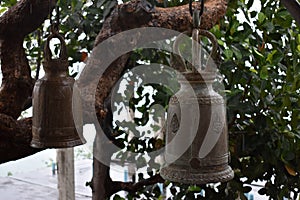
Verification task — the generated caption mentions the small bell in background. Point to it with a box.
[31,29,86,148]
[160,3,234,184]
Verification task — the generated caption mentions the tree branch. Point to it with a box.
[0,0,56,162]
[0,115,42,164]
[0,0,56,119]
[91,157,112,200]
[281,0,300,26]
[0,0,56,38]
[0,39,34,118]
[95,0,227,46]
[109,174,164,195]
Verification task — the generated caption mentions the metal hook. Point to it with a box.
[173,29,219,72]
[44,32,68,61]
[193,10,201,28]
[189,0,204,18]
[56,5,60,25]
[50,23,59,34]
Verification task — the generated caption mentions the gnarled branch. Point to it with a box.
[0,0,56,163]
[0,115,40,164]
[0,0,56,38]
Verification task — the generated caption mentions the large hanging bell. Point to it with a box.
[160,29,234,184]
[31,33,85,148]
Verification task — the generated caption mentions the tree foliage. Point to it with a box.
[218,0,300,199]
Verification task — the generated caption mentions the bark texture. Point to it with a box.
[0,0,56,163]
[0,115,38,164]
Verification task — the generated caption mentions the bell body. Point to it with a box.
[160,72,234,184]
[31,59,85,148]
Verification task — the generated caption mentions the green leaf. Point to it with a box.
[258,12,266,24]
[291,109,299,129]
[249,68,258,74]
[150,124,161,132]
[253,48,264,62]
[187,185,201,192]
[230,20,240,35]
[275,10,293,28]
[266,50,277,64]
[224,49,233,59]
[250,11,257,18]
[240,22,253,40]
[260,65,268,80]
[283,96,291,107]
[281,151,295,162]
[0,7,7,14]
[263,22,275,32]
[232,45,243,60]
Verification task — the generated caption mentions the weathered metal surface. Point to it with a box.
[31,33,85,148]
[160,29,234,184]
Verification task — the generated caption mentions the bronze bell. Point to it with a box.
[31,32,85,148]
[160,29,234,184]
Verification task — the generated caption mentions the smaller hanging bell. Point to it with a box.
[31,32,85,148]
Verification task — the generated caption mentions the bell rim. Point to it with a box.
[30,138,86,148]
[160,165,234,184]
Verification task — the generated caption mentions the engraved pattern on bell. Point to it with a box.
[170,114,180,133]
[160,72,234,184]
[160,27,234,184]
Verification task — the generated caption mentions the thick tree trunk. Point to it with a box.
[0,38,33,119]
[92,156,112,200]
